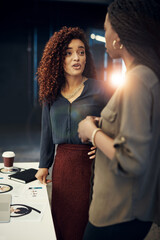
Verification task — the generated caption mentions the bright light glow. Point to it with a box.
[95,35,105,43]
[90,33,96,39]
[110,71,126,87]
[90,33,105,43]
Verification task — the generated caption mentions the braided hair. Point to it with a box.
[108,0,160,79]
[37,26,97,104]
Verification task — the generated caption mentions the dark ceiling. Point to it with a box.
[39,0,113,4]
[1,0,112,30]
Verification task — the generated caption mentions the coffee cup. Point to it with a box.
[2,151,15,169]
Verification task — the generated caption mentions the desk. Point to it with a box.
[0,162,56,240]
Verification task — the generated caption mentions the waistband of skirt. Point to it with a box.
[57,143,91,151]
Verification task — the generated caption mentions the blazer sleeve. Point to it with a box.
[110,70,153,177]
[39,103,55,168]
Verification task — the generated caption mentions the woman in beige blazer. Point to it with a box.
[78,0,160,239]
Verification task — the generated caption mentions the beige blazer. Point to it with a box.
[89,65,160,227]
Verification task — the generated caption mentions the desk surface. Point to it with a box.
[0,162,56,240]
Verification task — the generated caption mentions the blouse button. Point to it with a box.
[121,136,125,142]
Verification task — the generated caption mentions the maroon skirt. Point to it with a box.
[51,144,92,240]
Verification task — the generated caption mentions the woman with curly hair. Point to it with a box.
[35,26,108,240]
[78,0,160,239]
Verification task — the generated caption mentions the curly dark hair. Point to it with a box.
[37,26,97,104]
[108,0,160,79]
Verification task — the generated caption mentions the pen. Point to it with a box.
[28,187,43,189]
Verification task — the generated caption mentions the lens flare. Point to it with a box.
[110,71,126,87]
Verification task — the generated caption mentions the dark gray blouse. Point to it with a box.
[39,78,109,168]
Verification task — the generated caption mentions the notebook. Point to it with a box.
[8,168,38,184]
[0,194,12,222]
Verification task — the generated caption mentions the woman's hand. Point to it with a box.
[88,146,97,159]
[78,116,100,143]
[35,168,52,185]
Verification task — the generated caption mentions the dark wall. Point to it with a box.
[0,0,108,129]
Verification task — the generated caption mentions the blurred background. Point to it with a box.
[1,0,122,161]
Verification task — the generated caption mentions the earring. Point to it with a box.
[112,40,117,49]
[120,44,123,49]
[112,40,123,50]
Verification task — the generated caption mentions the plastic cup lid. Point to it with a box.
[2,151,15,158]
